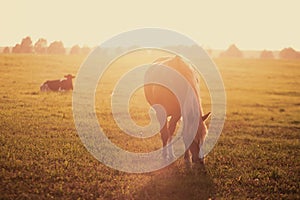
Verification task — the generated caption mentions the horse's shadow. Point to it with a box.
[133,160,216,200]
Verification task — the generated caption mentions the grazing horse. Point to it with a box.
[40,74,75,92]
[144,56,210,163]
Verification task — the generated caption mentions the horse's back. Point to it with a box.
[144,56,199,117]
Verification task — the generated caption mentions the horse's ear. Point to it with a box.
[202,112,211,121]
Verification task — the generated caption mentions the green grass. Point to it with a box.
[0,54,299,199]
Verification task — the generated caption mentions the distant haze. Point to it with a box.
[1,1,299,50]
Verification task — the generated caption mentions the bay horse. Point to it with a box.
[144,56,210,163]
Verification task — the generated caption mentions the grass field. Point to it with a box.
[0,53,299,199]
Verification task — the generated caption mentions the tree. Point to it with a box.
[81,46,91,55]
[279,47,300,59]
[260,50,274,59]
[47,41,65,54]
[12,44,21,53]
[20,36,33,53]
[2,47,10,54]
[34,38,47,54]
[70,45,80,54]
[220,44,243,58]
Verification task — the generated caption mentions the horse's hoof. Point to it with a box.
[199,159,205,165]
[184,156,191,163]
[192,158,205,165]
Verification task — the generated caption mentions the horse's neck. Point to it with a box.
[183,86,203,121]
[181,86,203,140]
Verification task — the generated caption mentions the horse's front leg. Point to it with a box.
[183,133,191,162]
[198,141,205,164]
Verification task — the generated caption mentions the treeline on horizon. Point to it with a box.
[1,36,300,60]
[214,44,300,60]
[1,36,91,55]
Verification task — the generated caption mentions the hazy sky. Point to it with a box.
[1,0,299,50]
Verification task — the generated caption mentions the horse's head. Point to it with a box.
[189,112,211,163]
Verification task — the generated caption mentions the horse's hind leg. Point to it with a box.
[155,107,169,159]
[167,115,180,159]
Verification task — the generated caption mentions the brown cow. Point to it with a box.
[144,56,210,163]
[40,74,75,92]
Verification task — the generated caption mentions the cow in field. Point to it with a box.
[144,56,211,163]
[40,74,75,92]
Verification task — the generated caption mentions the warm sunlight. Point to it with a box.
[1,1,299,199]
[1,0,299,50]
